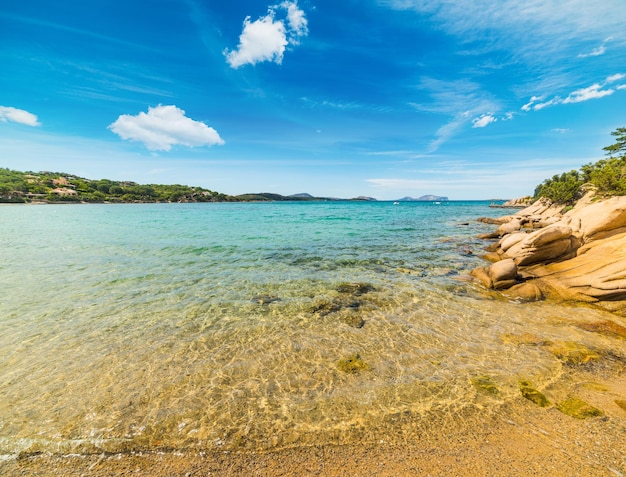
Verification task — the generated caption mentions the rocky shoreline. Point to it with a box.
[471,192,626,316]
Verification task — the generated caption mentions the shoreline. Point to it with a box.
[4,370,625,476]
[3,308,625,476]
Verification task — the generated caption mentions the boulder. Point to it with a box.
[471,259,519,290]
[569,196,626,240]
[488,259,518,282]
[499,232,526,252]
[502,282,543,302]
[496,218,522,236]
[505,225,575,266]
[474,193,626,313]
[529,232,626,303]
[470,267,493,289]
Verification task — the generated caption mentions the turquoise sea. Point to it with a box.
[0,201,621,457]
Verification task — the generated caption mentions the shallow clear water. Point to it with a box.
[0,202,621,456]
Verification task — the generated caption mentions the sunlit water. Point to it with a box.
[0,201,622,456]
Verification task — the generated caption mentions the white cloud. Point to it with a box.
[606,73,625,83]
[618,85,626,90]
[0,106,40,126]
[578,37,614,58]
[521,95,542,111]
[108,105,225,151]
[578,44,606,58]
[533,97,562,110]
[282,1,308,39]
[552,128,569,134]
[562,83,614,103]
[472,114,497,128]
[225,1,308,68]
[522,73,622,111]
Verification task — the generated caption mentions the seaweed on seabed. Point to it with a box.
[335,282,376,296]
[519,380,550,407]
[557,397,603,419]
[471,375,500,395]
[337,353,371,374]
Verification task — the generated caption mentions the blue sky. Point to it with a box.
[1,0,625,199]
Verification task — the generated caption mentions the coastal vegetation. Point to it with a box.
[534,127,626,204]
[0,169,373,203]
[0,169,234,203]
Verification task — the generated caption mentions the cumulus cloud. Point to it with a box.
[472,114,497,128]
[0,106,40,126]
[108,105,224,151]
[225,1,308,68]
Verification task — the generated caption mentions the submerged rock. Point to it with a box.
[501,333,553,347]
[251,295,281,305]
[341,314,365,328]
[337,353,370,374]
[547,341,601,365]
[557,397,603,419]
[311,298,361,316]
[576,320,626,339]
[471,376,500,395]
[336,282,376,296]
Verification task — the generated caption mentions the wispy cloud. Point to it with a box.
[0,106,41,126]
[578,44,606,58]
[108,105,224,151]
[225,1,308,68]
[410,78,503,149]
[521,73,624,111]
[578,37,613,58]
[380,1,626,65]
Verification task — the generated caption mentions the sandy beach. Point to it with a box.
[3,360,625,477]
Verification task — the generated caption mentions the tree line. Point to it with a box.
[534,127,626,204]
[0,170,235,203]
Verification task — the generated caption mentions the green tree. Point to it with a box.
[603,127,626,158]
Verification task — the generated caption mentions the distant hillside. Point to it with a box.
[235,192,370,201]
[0,168,234,203]
[397,195,449,201]
[0,168,379,204]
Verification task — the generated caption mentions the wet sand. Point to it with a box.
[4,364,625,477]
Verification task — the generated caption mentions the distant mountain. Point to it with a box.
[236,192,378,202]
[287,193,315,199]
[397,195,449,201]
